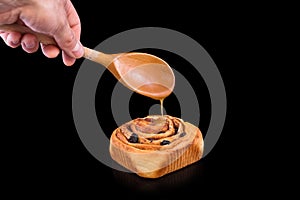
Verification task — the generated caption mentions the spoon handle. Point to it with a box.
[0,24,57,45]
[0,23,116,67]
[83,47,117,67]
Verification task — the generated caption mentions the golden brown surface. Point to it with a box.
[109,115,204,178]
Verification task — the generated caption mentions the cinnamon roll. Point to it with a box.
[109,115,204,178]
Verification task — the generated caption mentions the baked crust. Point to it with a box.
[109,115,204,178]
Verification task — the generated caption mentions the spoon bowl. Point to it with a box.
[84,47,175,99]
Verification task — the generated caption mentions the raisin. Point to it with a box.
[174,127,178,134]
[179,132,186,137]
[160,140,171,145]
[128,133,139,143]
[144,117,153,122]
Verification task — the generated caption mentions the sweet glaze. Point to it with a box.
[108,52,174,116]
[136,84,171,116]
[136,83,171,100]
[160,99,164,116]
[111,52,174,99]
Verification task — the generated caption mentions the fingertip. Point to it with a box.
[7,32,21,48]
[62,51,76,66]
[21,34,39,53]
[71,41,84,58]
[41,44,60,58]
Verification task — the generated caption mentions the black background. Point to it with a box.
[0,1,273,198]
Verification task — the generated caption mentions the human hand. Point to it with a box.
[0,0,84,66]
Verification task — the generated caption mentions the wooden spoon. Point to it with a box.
[0,24,175,100]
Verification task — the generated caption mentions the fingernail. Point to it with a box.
[11,40,20,45]
[23,41,36,49]
[72,41,84,58]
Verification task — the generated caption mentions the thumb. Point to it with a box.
[53,26,84,59]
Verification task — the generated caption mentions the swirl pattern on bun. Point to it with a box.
[109,115,204,178]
